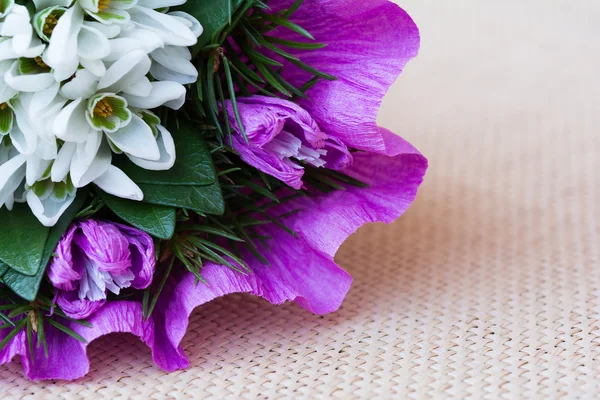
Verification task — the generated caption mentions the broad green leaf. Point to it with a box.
[98,192,177,240]
[139,181,225,215]
[0,262,7,283]
[2,192,88,301]
[175,0,244,52]
[0,204,50,276]
[113,121,216,186]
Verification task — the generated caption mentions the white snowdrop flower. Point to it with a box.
[0,0,203,226]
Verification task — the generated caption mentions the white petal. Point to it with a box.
[59,68,99,100]
[97,49,151,93]
[0,153,26,207]
[4,61,55,92]
[129,6,197,47]
[122,81,186,110]
[26,188,76,227]
[43,5,83,81]
[94,165,143,201]
[127,124,175,170]
[0,39,18,61]
[53,98,93,143]
[70,131,112,187]
[26,154,52,186]
[168,11,203,38]
[116,27,164,55]
[105,113,160,160]
[28,82,61,117]
[80,58,106,77]
[121,76,152,97]
[51,142,77,182]
[9,99,38,155]
[150,46,197,84]
[1,5,33,54]
[83,21,121,38]
[77,25,110,61]
[34,138,58,160]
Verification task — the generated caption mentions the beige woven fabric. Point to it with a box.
[2,0,599,398]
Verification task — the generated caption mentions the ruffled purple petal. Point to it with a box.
[278,129,427,257]
[47,225,81,291]
[150,226,352,371]
[146,130,427,372]
[75,220,132,273]
[114,223,156,290]
[55,290,106,320]
[269,0,420,154]
[225,96,326,146]
[232,134,305,189]
[322,136,354,170]
[1,302,154,381]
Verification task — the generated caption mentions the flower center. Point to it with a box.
[94,98,113,118]
[98,0,110,11]
[34,57,48,69]
[43,13,59,36]
[0,103,7,111]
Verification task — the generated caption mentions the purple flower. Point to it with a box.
[225,96,353,189]
[47,220,156,320]
[0,0,425,380]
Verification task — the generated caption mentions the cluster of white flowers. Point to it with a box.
[0,0,202,226]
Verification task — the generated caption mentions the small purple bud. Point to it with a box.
[48,220,156,319]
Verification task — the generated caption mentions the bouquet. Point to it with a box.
[0,0,426,380]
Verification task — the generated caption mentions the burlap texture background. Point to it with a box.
[2,0,599,398]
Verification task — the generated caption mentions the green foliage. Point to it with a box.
[2,191,90,301]
[114,121,216,186]
[114,121,225,216]
[98,193,177,240]
[138,181,225,215]
[188,0,335,143]
[176,0,245,53]
[0,205,50,276]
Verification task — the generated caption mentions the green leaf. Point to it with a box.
[0,262,8,280]
[114,121,216,186]
[139,181,225,215]
[175,0,244,52]
[0,318,26,354]
[98,192,176,240]
[2,191,88,301]
[0,204,50,276]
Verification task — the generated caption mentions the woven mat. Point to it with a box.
[2,0,599,398]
